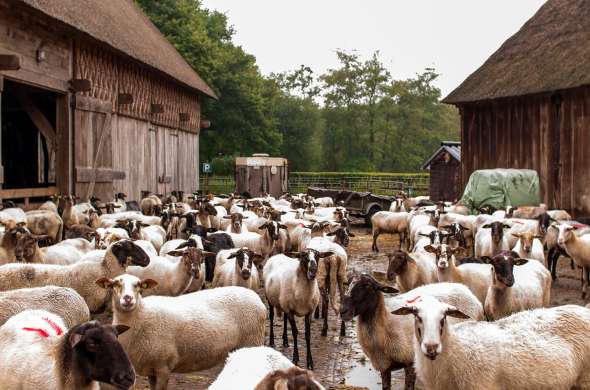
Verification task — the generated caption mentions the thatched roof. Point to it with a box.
[19,0,217,99]
[444,0,590,104]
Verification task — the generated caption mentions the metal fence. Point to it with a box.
[199,173,429,197]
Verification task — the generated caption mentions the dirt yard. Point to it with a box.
[123,223,584,390]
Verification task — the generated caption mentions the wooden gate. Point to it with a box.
[156,126,178,196]
[73,95,123,201]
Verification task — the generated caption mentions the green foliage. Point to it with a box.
[290,172,429,178]
[136,2,459,173]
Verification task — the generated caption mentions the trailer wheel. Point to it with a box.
[365,205,381,226]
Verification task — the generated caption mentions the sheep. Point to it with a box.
[371,211,412,252]
[340,273,483,390]
[129,221,166,252]
[386,250,438,293]
[128,247,210,296]
[114,192,128,212]
[440,222,469,250]
[0,309,135,390]
[210,346,325,390]
[98,274,266,389]
[547,209,572,221]
[510,204,547,219]
[314,197,334,207]
[307,236,348,336]
[212,247,262,291]
[64,224,96,241]
[264,249,333,369]
[0,286,89,328]
[0,240,150,312]
[511,231,545,262]
[393,296,590,390]
[0,223,25,264]
[546,220,589,279]
[140,194,163,216]
[14,230,84,265]
[0,206,27,224]
[39,194,60,214]
[424,244,491,304]
[132,239,158,260]
[474,221,511,257]
[159,235,204,255]
[223,212,250,234]
[229,220,287,259]
[504,218,540,248]
[61,195,89,228]
[554,223,590,299]
[25,209,63,243]
[482,251,551,320]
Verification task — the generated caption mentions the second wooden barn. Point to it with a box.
[444,0,590,216]
[0,0,216,203]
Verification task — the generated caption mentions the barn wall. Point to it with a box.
[460,85,590,216]
[429,155,460,202]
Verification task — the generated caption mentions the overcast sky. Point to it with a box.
[200,0,546,97]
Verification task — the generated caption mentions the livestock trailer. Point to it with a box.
[235,154,288,198]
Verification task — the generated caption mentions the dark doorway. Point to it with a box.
[2,80,57,189]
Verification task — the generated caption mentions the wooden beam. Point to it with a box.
[75,167,125,183]
[69,79,92,93]
[74,95,112,114]
[117,93,133,105]
[0,186,58,199]
[0,54,20,71]
[15,91,56,146]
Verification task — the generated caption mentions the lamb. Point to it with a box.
[264,250,333,369]
[98,274,266,389]
[504,218,540,249]
[210,346,325,390]
[424,244,491,304]
[371,211,412,252]
[474,221,511,257]
[307,236,348,336]
[511,231,545,262]
[0,309,135,390]
[0,286,89,327]
[223,212,250,234]
[128,247,209,296]
[341,273,483,390]
[212,247,262,291]
[555,223,590,299]
[386,250,438,292]
[393,296,590,390]
[482,251,551,320]
[25,209,63,243]
[0,240,150,312]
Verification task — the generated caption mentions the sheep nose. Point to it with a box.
[112,372,135,387]
[424,343,439,360]
[241,269,251,279]
[123,295,133,304]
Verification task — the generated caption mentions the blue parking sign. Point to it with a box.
[202,163,212,173]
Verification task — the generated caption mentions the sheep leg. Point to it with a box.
[571,258,576,270]
[153,369,170,390]
[340,319,346,337]
[288,313,299,366]
[547,247,556,280]
[583,266,588,300]
[305,313,313,370]
[372,229,380,252]
[314,306,320,319]
[268,303,275,347]
[282,313,289,347]
[381,369,391,390]
[403,366,416,390]
[321,287,329,336]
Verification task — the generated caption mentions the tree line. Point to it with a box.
[137,0,459,174]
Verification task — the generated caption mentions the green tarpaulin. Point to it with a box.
[460,169,540,213]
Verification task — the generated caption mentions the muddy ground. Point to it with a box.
[120,224,584,390]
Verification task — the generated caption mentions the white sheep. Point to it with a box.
[0,286,89,328]
[482,251,551,320]
[393,296,590,390]
[386,250,438,292]
[511,231,545,262]
[341,273,483,390]
[474,221,511,257]
[554,223,590,298]
[264,250,332,369]
[371,211,413,252]
[0,309,134,390]
[212,247,262,291]
[210,346,326,390]
[0,240,150,312]
[98,274,266,389]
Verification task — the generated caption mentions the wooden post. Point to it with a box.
[0,75,3,194]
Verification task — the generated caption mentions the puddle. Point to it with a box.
[344,360,381,390]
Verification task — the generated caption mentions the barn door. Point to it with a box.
[156,126,178,196]
[73,96,118,201]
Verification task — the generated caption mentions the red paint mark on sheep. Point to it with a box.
[21,317,63,338]
[406,295,422,304]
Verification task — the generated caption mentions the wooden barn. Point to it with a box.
[0,0,216,204]
[444,0,590,216]
[421,141,461,202]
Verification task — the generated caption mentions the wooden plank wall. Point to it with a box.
[0,2,71,92]
[460,85,590,216]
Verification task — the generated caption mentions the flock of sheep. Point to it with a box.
[0,189,589,390]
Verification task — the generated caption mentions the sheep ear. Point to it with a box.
[452,247,465,255]
[242,216,249,219]
[445,307,470,319]
[112,325,130,336]
[140,279,158,289]
[502,224,511,229]
[348,232,356,237]
[167,250,183,257]
[510,251,520,259]
[514,259,528,266]
[222,215,232,219]
[202,251,216,257]
[95,278,114,289]
[227,252,238,259]
[391,306,417,316]
[424,245,437,254]
[69,332,84,348]
[258,223,268,230]
[252,254,265,266]
[326,231,336,236]
[481,256,493,264]
[279,224,288,230]
[319,251,334,258]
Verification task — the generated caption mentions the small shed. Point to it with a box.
[235,154,288,198]
[421,141,461,202]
